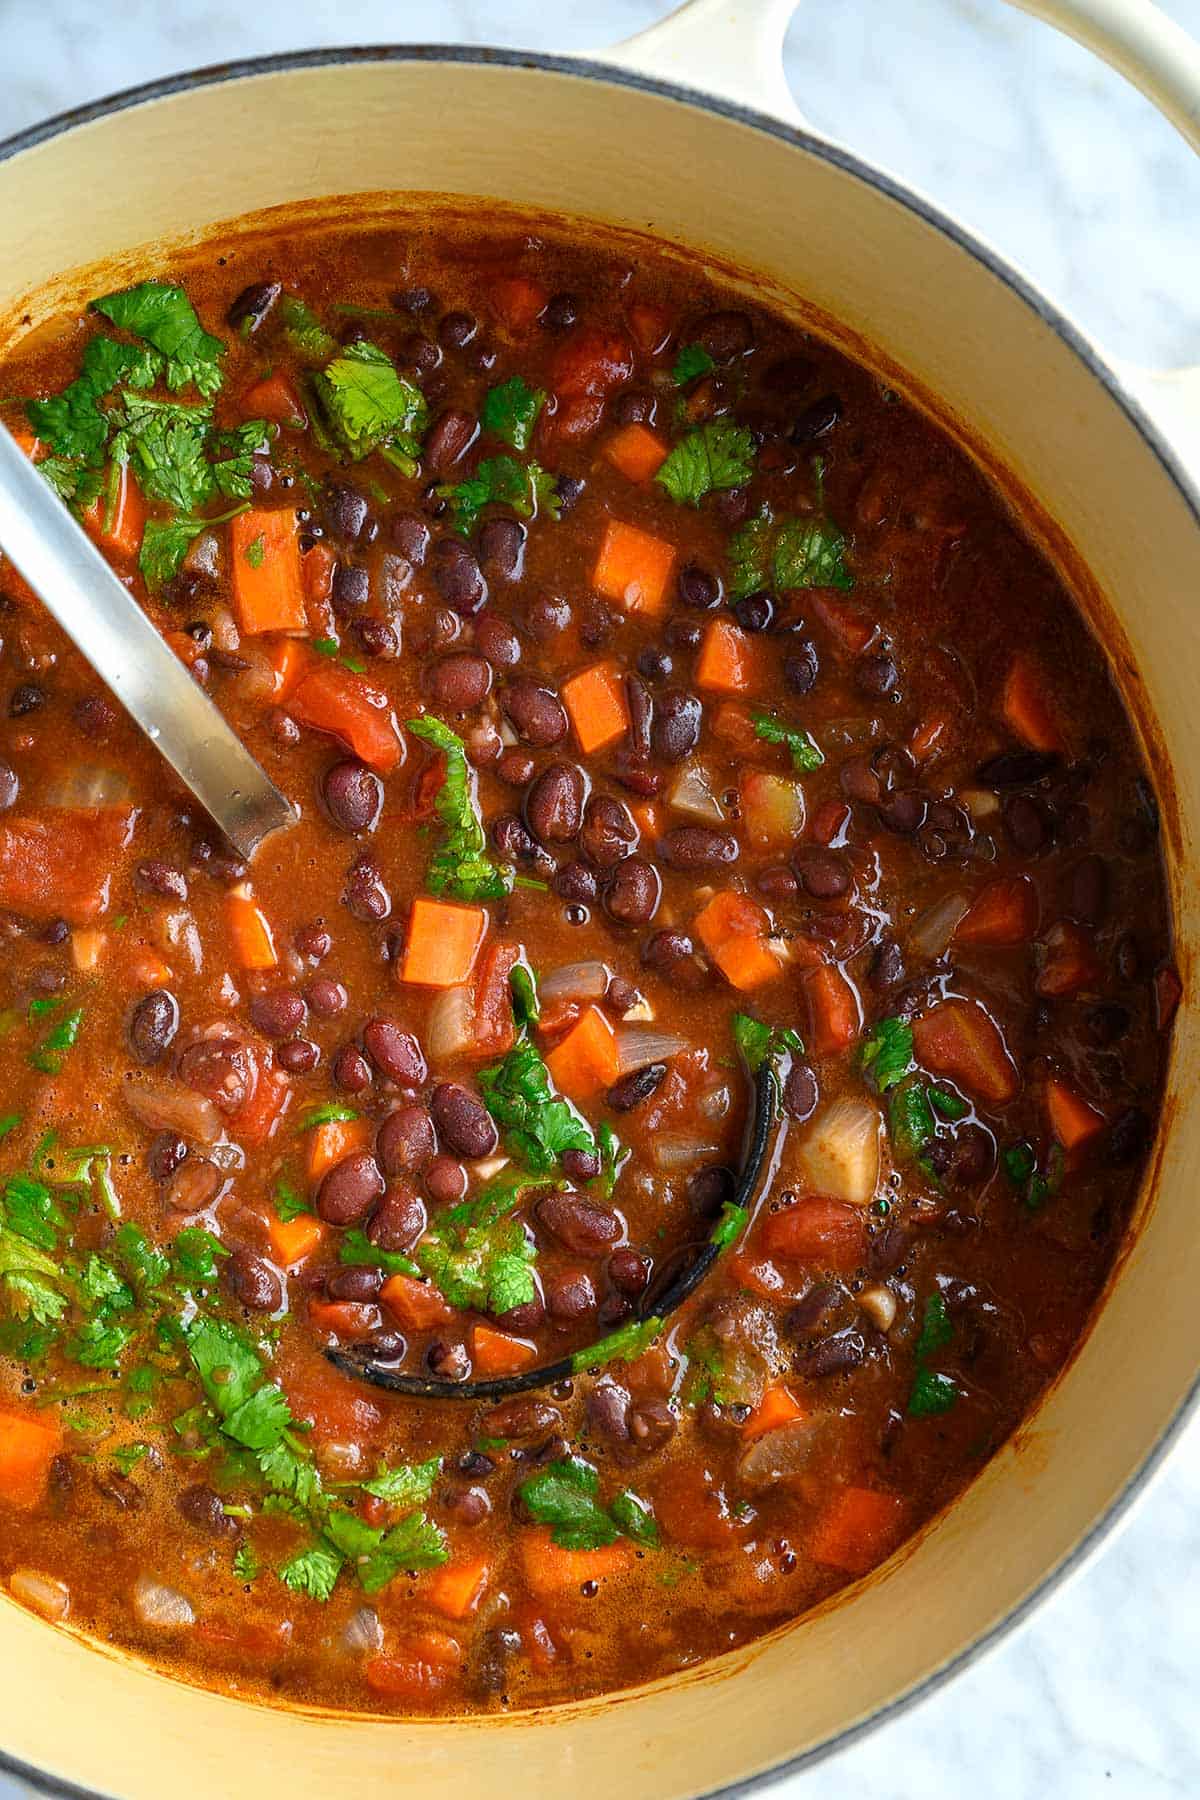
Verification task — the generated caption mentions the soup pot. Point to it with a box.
[0,0,1198,1792]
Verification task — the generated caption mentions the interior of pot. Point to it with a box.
[0,51,1196,1800]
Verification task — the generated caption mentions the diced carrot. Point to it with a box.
[627,303,672,355]
[380,1273,454,1332]
[266,634,310,699]
[290,663,401,772]
[802,963,861,1056]
[1045,1075,1106,1156]
[0,807,136,925]
[1155,963,1183,1032]
[240,371,306,428]
[302,540,337,609]
[227,889,277,971]
[307,1299,381,1340]
[365,1632,460,1699]
[195,1618,293,1660]
[711,700,760,755]
[84,463,145,560]
[426,1556,492,1621]
[237,1058,291,1147]
[809,798,851,846]
[742,1386,805,1441]
[561,660,631,754]
[602,423,668,483]
[912,999,1018,1105]
[550,394,605,442]
[471,1325,537,1378]
[400,896,488,989]
[1035,920,1101,998]
[520,1527,633,1598]
[490,277,548,333]
[551,327,635,399]
[269,1212,325,1268]
[545,1004,620,1099]
[908,715,951,763]
[230,509,307,636]
[696,618,757,694]
[71,928,106,972]
[306,1115,372,1182]
[1001,653,1062,753]
[955,875,1039,948]
[473,941,518,1059]
[593,518,676,616]
[126,947,173,989]
[725,1250,790,1299]
[809,1485,904,1576]
[694,890,783,990]
[760,1196,867,1272]
[0,1408,62,1509]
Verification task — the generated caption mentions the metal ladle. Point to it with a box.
[0,423,295,860]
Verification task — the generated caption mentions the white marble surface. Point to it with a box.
[1,0,1198,1794]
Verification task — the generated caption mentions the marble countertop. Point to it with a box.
[1,1,1198,1794]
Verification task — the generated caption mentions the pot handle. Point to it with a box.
[605,0,806,127]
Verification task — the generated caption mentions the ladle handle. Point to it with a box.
[0,423,295,860]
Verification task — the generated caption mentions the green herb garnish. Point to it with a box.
[655,420,755,507]
[406,714,514,902]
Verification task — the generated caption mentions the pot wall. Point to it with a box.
[0,52,1197,1799]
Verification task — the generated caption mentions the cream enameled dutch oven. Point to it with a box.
[1,0,1199,1792]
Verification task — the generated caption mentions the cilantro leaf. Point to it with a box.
[672,343,716,386]
[139,502,247,591]
[109,394,214,512]
[655,421,755,507]
[208,420,271,500]
[478,1037,595,1175]
[510,962,540,1030]
[244,533,265,569]
[171,1227,229,1287]
[70,1314,137,1369]
[2,1174,67,1251]
[519,1456,618,1549]
[888,1078,937,1168]
[570,1315,661,1373]
[860,1017,914,1094]
[278,296,337,364]
[278,1541,343,1602]
[256,1440,321,1511]
[915,1293,954,1361]
[29,1004,83,1075]
[437,454,560,537]
[908,1368,959,1418]
[773,514,853,591]
[751,710,824,772]
[929,1087,968,1121]
[710,1200,749,1252]
[37,456,104,511]
[732,1012,803,1074]
[418,1177,541,1316]
[222,1384,293,1452]
[183,1316,265,1416]
[233,1542,260,1583]
[273,1181,311,1224]
[481,376,546,452]
[92,282,225,397]
[339,1228,419,1279]
[610,1489,660,1547]
[26,335,162,462]
[357,1513,449,1591]
[311,341,427,466]
[0,1227,68,1326]
[297,1102,359,1132]
[113,1221,170,1293]
[361,1456,442,1506]
[112,1442,149,1476]
[406,714,514,902]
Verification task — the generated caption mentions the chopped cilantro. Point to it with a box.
[570,1315,661,1373]
[297,1102,358,1132]
[510,962,540,1030]
[671,343,716,386]
[406,714,514,902]
[139,502,248,592]
[478,1036,596,1175]
[594,1121,625,1201]
[481,375,546,452]
[273,1181,312,1224]
[1002,1139,1064,1212]
[243,532,265,568]
[278,295,337,364]
[0,1114,21,1142]
[418,1176,544,1316]
[860,1017,914,1094]
[92,282,225,397]
[519,1455,658,1551]
[26,334,162,464]
[751,710,824,772]
[732,1012,804,1074]
[172,1227,229,1287]
[888,1078,937,1169]
[929,1087,968,1121]
[183,1315,265,1416]
[233,1542,260,1583]
[310,341,427,468]
[729,494,853,599]
[113,1221,170,1294]
[278,1541,343,1603]
[710,1200,749,1252]
[908,1292,959,1417]
[361,1456,442,1506]
[437,454,560,537]
[28,1004,83,1075]
[338,1229,419,1279]
[655,421,755,507]
[112,1442,149,1476]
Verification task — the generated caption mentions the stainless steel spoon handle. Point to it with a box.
[0,424,295,860]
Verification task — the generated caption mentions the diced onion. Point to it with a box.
[737,1417,819,1488]
[651,1134,719,1172]
[910,893,970,959]
[124,1078,223,1146]
[960,787,1000,822]
[342,1606,383,1654]
[208,605,240,653]
[539,961,610,1004]
[796,1099,881,1206]
[132,1576,194,1629]
[699,1083,732,1121]
[426,985,475,1061]
[615,1024,688,1076]
[379,553,413,606]
[666,761,725,824]
[159,910,203,975]
[43,764,132,810]
[9,1568,70,1622]
[183,530,222,580]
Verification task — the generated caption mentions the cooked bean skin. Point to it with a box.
[317,1152,386,1225]
[430,1083,498,1159]
[128,991,180,1065]
[501,678,568,746]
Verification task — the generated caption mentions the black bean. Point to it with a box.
[677,564,722,610]
[438,311,477,348]
[695,310,754,362]
[607,1062,667,1112]
[248,989,307,1040]
[427,1156,468,1203]
[1003,794,1050,855]
[793,849,851,899]
[608,1247,651,1296]
[553,860,598,903]
[342,852,391,922]
[806,1327,866,1378]
[1067,854,1109,926]
[427,1341,470,1381]
[178,1483,240,1537]
[877,790,928,836]
[431,1082,498,1160]
[367,1180,427,1252]
[377,1105,436,1177]
[651,688,702,763]
[225,1249,283,1313]
[317,1150,385,1225]
[734,592,774,633]
[425,407,478,474]
[474,613,521,668]
[580,794,637,868]
[637,647,673,683]
[525,762,585,844]
[870,940,906,990]
[625,672,653,757]
[162,1155,220,1214]
[425,651,491,711]
[328,1264,384,1303]
[331,563,370,613]
[0,761,17,812]
[497,749,536,788]
[629,1400,676,1452]
[1107,1107,1150,1166]
[333,1044,372,1093]
[604,857,661,925]
[976,749,1061,788]
[778,641,819,696]
[791,393,842,441]
[431,538,488,615]
[687,1165,734,1221]
[226,281,280,335]
[856,654,899,699]
[547,1270,597,1321]
[10,683,44,717]
[147,1132,188,1183]
[362,1019,426,1086]
[782,1061,819,1122]
[295,923,332,963]
[492,812,544,866]
[537,1193,622,1257]
[392,511,431,563]
[306,976,346,1017]
[609,388,655,426]
[278,1038,319,1074]
[951,1126,993,1187]
[585,1380,631,1441]
[661,826,739,869]
[478,516,525,581]
[785,1283,841,1332]
[501,678,567,746]
[666,617,703,654]
[323,482,373,545]
[541,291,578,330]
[321,759,383,834]
[128,990,180,1065]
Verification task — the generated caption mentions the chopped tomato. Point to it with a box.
[912,998,1018,1105]
[760,1197,868,1272]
